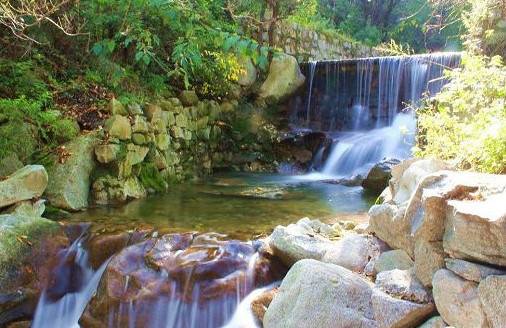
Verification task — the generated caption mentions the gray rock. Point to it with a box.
[264,259,434,328]
[259,54,305,103]
[375,269,432,303]
[95,144,121,164]
[0,165,48,209]
[374,249,414,274]
[414,240,445,287]
[323,234,380,273]
[45,134,98,211]
[417,316,448,328]
[362,158,400,194]
[268,220,334,266]
[445,258,506,283]
[105,115,132,140]
[478,275,506,328]
[432,269,488,328]
[444,191,506,267]
[368,203,413,256]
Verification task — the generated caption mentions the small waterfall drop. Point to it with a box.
[289,52,461,177]
[32,234,110,328]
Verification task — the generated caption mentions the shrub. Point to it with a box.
[415,54,506,173]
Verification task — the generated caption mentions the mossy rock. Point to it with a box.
[179,90,199,107]
[45,134,98,211]
[0,122,38,163]
[0,212,65,292]
[0,153,23,177]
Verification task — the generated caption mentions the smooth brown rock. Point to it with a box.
[478,275,506,328]
[414,240,445,287]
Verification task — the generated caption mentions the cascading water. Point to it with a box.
[289,52,461,178]
[32,233,110,328]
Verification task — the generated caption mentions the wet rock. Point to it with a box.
[374,249,413,274]
[179,90,199,107]
[86,233,282,327]
[107,98,128,116]
[322,234,379,273]
[264,259,434,328]
[104,115,131,140]
[251,288,278,324]
[414,240,445,287]
[417,316,448,328]
[45,134,98,211]
[94,143,120,164]
[259,54,305,103]
[0,165,48,209]
[432,269,488,328]
[362,158,400,194]
[478,275,506,328]
[0,211,68,295]
[375,269,432,303]
[445,258,506,283]
[268,219,335,266]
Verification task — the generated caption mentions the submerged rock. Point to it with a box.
[263,259,434,328]
[85,233,284,327]
[0,165,48,209]
[45,134,98,211]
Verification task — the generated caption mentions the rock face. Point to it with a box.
[45,134,98,211]
[264,259,434,328]
[373,249,414,274]
[432,269,488,328]
[362,158,400,194]
[414,240,445,287]
[0,165,48,209]
[259,54,305,103]
[478,275,506,328]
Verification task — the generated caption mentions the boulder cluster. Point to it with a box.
[256,159,506,328]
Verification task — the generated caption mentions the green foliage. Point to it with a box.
[415,54,506,174]
[139,162,167,192]
[0,98,78,161]
[0,59,51,103]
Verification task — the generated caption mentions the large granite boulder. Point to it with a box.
[0,165,48,209]
[45,134,98,211]
[432,269,488,328]
[443,190,506,266]
[414,240,445,287]
[323,234,382,273]
[264,259,434,328]
[258,54,305,103]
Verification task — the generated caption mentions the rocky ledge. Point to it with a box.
[255,159,506,328]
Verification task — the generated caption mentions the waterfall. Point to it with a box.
[289,52,461,177]
[32,234,110,328]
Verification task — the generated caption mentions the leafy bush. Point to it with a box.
[415,55,506,173]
